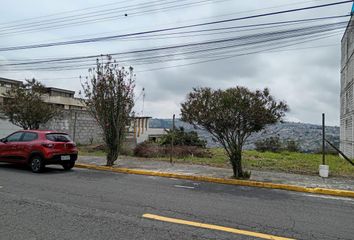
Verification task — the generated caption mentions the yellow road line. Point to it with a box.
[142,213,295,240]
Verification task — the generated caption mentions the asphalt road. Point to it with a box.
[0,163,353,240]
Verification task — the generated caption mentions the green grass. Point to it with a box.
[243,150,354,177]
[156,148,354,177]
[78,145,106,157]
[78,146,354,177]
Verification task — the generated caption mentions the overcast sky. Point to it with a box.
[0,0,353,126]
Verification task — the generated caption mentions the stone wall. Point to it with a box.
[41,109,103,145]
[0,110,155,148]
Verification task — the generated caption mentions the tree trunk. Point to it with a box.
[106,146,118,166]
[230,149,243,178]
[105,129,124,166]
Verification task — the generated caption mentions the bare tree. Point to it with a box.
[181,86,288,178]
[0,79,59,130]
[81,56,135,166]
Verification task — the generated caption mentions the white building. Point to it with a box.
[0,77,85,110]
[340,14,354,158]
[128,117,166,144]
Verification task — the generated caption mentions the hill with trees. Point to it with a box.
[150,119,339,153]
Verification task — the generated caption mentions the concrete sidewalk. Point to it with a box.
[77,155,354,191]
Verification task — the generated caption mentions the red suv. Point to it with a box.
[0,130,78,173]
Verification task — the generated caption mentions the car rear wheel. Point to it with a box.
[62,161,75,171]
[30,156,45,173]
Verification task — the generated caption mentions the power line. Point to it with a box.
[1,14,346,66]
[0,0,325,27]
[3,14,347,65]
[0,0,329,37]
[0,0,139,26]
[2,31,340,73]
[98,14,349,41]
[2,22,347,69]
[19,39,336,81]
[1,22,346,71]
[4,0,331,43]
[0,0,351,52]
[0,0,230,37]
[0,0,180,31]
[136,33,341,73]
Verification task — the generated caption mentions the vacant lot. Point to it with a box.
[79,146,354,177]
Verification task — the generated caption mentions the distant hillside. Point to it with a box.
[149,119,339,153]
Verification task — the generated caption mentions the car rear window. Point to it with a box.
[46,133,71,142]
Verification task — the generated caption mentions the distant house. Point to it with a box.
[43,87,85,110]
[0,77,22,104]
[0,77,85,110]
[127,117,166,145]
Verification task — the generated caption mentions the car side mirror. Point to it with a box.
[0,138,7,143]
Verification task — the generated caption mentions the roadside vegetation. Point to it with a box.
[181,86,287,178]
[81,56,135,166]
[77,84,351,178]
[133,127,210,158]
[0,79,60,129]
[78,146,354,178]
[78,112,353,178]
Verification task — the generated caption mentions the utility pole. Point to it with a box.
[322,113,325,165]
[170,114,175,164]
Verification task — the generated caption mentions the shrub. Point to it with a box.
[254,136,282,152]
[285,140,299,152]
[134,142,211,158]
[120,144,134,156]
[134,142,162,158]
[164,145,212,158]
[160,127,206,148]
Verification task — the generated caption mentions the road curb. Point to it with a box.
[75,163,354,198]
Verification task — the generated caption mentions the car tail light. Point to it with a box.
[41,143,54,148]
